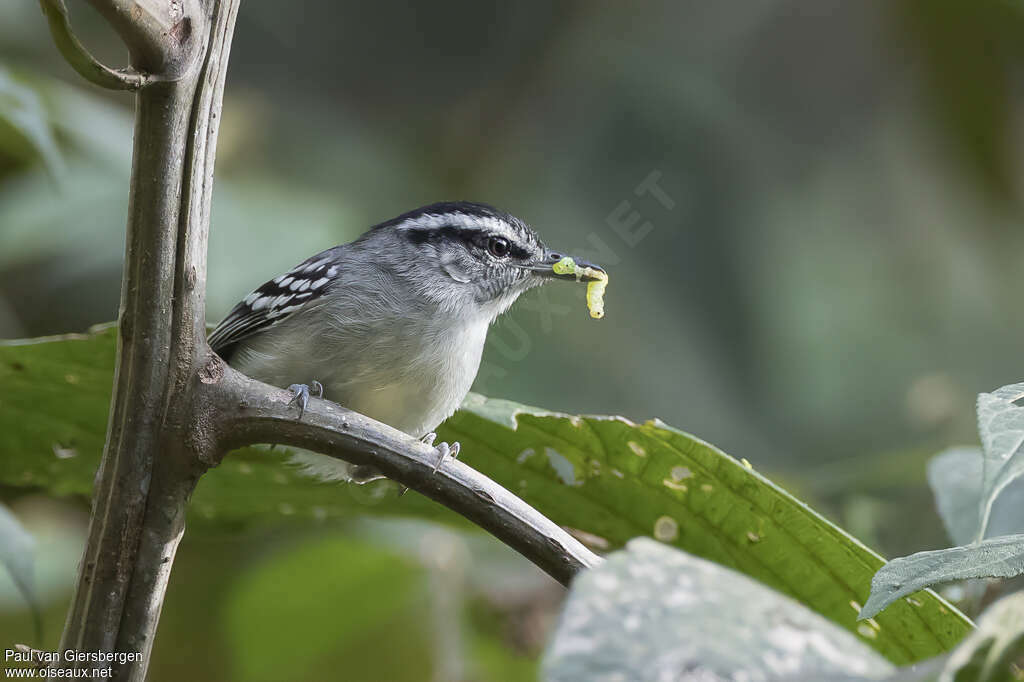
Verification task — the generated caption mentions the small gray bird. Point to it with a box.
[208,201,604,482]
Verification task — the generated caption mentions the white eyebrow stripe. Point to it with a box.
[394,212,519,241]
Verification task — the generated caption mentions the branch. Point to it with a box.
[116,1,240,663]
[204,359,603,586]
[49,0,238,677]
[84,0,201,77]
[58,76,199,658]
[38,0,147,90]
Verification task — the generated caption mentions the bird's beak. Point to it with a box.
[524,250,607,282]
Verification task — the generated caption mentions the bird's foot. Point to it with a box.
[287,380,324,419]
[397,435,461,497]
[420,432,461,472]
[432,440,461,474]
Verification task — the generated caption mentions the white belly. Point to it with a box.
[232,315,488,482]
[323,320,487,438]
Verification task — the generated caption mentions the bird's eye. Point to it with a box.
[487,236,511,258]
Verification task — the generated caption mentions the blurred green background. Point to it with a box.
[2,1,1024,679]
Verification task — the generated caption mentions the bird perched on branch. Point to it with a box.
[208,201,605,483]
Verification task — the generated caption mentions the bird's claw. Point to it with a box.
[397,436,460,497]
[287,380,323,419]
[432,441,461,474]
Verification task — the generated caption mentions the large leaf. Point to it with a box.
[543,537,894,682]
[976,383,1024,540]
[860,535,1024,621]
[444,397,972,663]
[862,385,1024,622]
[0,326,972,663]
[928,446,1024,547]
[938,591,1024,682]
[0,324,446,525]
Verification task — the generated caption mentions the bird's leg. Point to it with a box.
[397,434,461,496]
[287,380,324,419]
[419,432,461,472]
[432,440,461,474]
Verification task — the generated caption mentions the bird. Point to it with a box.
[208,201,605,483]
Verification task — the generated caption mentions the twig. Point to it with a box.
[206,360,603,586]
[84,0,201,78]
[38,0,147,90]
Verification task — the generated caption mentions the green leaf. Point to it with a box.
[976,383,1024,540]
[860,535,1024,621]
[0,326,117,497]
[940,591,1024,682]
[0,68,64,182]
[223,534,429,682]
[440,396,971,664]
[928,447,1024,546]
[929,447,988,547]
[863,385,1024,623]
[0,324,449,525]
[0,327,972,664]
[543,537,895,682]
[30,73,133,170]
[0,502,41,641]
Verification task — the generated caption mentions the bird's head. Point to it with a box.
[368,201,605,319]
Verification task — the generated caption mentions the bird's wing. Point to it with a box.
[207,250,339,355]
